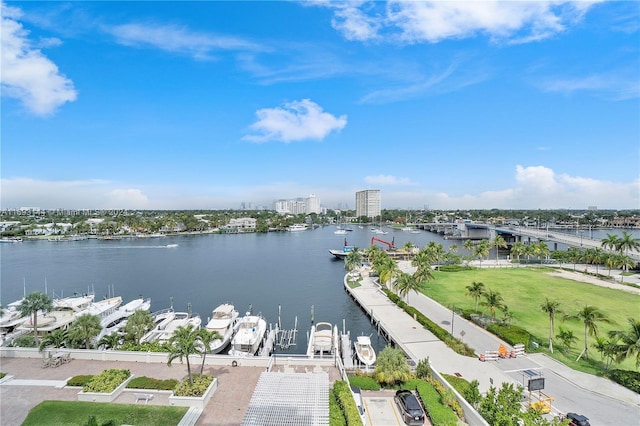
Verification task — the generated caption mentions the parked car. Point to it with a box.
[394,390,425,425]
[566,413,590,426]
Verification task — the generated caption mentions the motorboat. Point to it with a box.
[204,303,239,354]
[334,228,348,235]
[97,297,151,340]
[354,335,376,367]
[329,238,355,260]
[228,314,267,357]
[307,322,338,356]
[287,224,308,232]
[0,299,27,329]
[82,296,123,320]
[141,310,201,343]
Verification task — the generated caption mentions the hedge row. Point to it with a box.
[382,287,475,357]
[347,374,381,391]
[126,376,178,391]
[415,381,459,426]
[332,381,363,426]
[606,369,640,394]
[486,324,531,348]
[67,375,94,387]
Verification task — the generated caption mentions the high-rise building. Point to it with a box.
[355,190,381,218]
[305,194,321,214]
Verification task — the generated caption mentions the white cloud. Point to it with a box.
[536,70,640,100]
[106,23,260,60]
[317,1,601,44]
[364,175,414,186]
[243,99,347,143]
[1,3,77,115]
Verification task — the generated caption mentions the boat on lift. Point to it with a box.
[228,313,267,357]
[354,335,376,367]
[307,322,338,357]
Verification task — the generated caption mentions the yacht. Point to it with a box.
[287,224,308,232]
[307,322,338,356]
[18,293,96,336]
[354,335,376,367]
[204,303,239,354]
[228,314,267,357]
[141,310,201,343]
[97,297,151,340]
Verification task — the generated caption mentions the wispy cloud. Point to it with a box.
[537,70,640,100]
[105,22,262,60]
[1,2,77,116]
[243,99,347,143]
[312,1,602,44]
[364,175,415,186]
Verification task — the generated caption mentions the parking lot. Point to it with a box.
[362,390,432,426]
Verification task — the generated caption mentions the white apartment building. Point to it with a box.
[355,190,381,218]
[305,194,321,214]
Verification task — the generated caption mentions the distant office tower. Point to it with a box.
[306,194,321,214]
[355,190,381,218]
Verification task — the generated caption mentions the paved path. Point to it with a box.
[347,264,640,425]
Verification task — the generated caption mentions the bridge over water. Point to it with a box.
[417,223,640,262]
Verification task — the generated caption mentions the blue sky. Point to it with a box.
[2,1,638,210]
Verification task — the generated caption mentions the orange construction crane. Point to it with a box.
[371,236,395,249]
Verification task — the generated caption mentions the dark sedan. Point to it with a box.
[394,390,425,425]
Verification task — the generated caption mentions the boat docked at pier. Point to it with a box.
[287,224,309,232]
[141,310,201,344]
[329,238,355,260]
[228,313,267,357]
[97,297,151,340]
[204,303,239,354]
[354,335,376,367]
[307,322,338,357]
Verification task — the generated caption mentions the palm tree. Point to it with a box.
[609,317,640,368]
[600,233,620,252]
[492,235,507,263]
[124,310,154,345]
[604,253,617,277]
[462,239,474,265]
[474,240,490,267]
[68,314,102,349]
[556,327,578,355]
[480,289,505,320]
[373,346,412,386]
[18,291,53,340]
[540,298,562,353]
[510,241,525,266]
[412,249,435,286]
[197,328,222,375]
[465,281,485,313]
[535,241,550,262]
[567,247,583,271]
[615,231,640,256]
[565,305,612,360]
[393,272,419,303]
[167,324,202,385]
[615,254,636,283]
[344,248,363,273]
[39,329,67,352]
[98,333,122,350]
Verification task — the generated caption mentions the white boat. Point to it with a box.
[204,303,239,354]
[334,228,348,235]
[166,244,178,248]
[307,322,338,356]
[141,311,201,343]
[82,296,123,320]
[0,298,27,328]
[228,314,267,357]
[287,224,309,232]
[97,297,151,340]
[354,335,376,367]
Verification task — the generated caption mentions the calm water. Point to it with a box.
[1,225,636,354]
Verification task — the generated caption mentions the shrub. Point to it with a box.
[82,369,130,393]
[329,388,347,426]
[126,376,178,391]
[67,375,94,387]
[333,381,363,426]
[0,372,6,380]
[348,374,380,391]
[416,358,431,380]
[415,381,458,426]
[173,374,213,397]
[605,369,640,393]
[486,324,531,347]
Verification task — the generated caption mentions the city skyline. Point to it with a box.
[2,1,638,210]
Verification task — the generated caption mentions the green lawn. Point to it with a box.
[421,267,640,372]
[21,401,188,426]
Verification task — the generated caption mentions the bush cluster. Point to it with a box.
[401,379,459,426]
[329,388,347,426]
[605,369,640,393]
[173,374,213,397]
[348,373,381,391]
[82,369,130,393]
[332,380,363,425]
[67,375,94,387]
[126,376,178,391]
[486,324,531,348]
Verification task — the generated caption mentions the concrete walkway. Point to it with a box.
[346,264,640,425]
